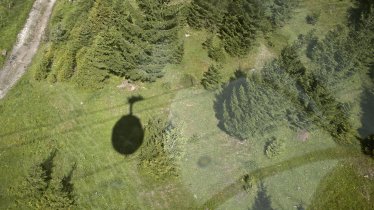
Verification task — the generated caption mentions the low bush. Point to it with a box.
[264,137,285,158]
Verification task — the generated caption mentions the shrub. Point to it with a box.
[138,117,184,180]
[306,12,320,25]
[33,45,54,81]
[264,137,285,158]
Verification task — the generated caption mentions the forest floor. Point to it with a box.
[0,0,56,99]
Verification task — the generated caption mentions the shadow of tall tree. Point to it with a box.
[251,182,274,210]
[359,89,374,157]
[61,163,77,203]
[10,150,77,209]
[39,149,57,189]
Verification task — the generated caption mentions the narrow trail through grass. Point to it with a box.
[200,146,363,209]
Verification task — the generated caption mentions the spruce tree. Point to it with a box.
[270,0,299,27]
[201,64,223,90]
[187,0,228,30]
[216,74,289,140]
[219,0,266,56]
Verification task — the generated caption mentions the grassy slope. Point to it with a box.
[0,0,34,66]
[308,157,374,210]
[0,0,372,209]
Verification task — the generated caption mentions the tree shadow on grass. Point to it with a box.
[358,89,374,157]
[251,182,274,210]
[112,96,144,155]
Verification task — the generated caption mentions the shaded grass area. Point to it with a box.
[0,0,34,66]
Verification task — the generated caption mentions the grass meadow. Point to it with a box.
[0,0,373,209]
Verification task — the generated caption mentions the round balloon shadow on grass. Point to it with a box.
[112,96,144,155]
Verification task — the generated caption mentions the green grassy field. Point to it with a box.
[0,0,372,209]
[0,0,34,66]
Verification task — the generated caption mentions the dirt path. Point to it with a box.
[0,0,56,99]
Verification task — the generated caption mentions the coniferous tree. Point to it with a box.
[10,151,76,209]
[138,117,179,179]
[309,26,357,87]
[216,74,289,140]
[201,64,223,90]
[34,0,184,87]
[187,0,228,30]
[270,0,299,27]
[220,0,266,56]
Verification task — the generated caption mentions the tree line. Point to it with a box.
[214,3,373,144]
[33,0,184,88]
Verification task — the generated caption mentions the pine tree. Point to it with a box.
[216,74,289,140]
[219,0,266,56]
[201,64,223,90]
[10,151,76,209]
[279,45,306,78]
[270,0,299,27]
[187,0,228,30]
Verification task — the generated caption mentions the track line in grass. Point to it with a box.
[199,146,361,209]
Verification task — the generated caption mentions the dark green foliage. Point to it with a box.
[306,12,320,25]
[350,8,374,78]
[208,46,226,62]
[10,151,76,209]
[188,0,298,57]
[309,26,357,87]
[216,41,357,143]
[279,45,306,78]
[201,64,223,90]
[55,46,75,81]
[187,0,228,30]
[73,46,109,89]
[282,42,356,143]
[220,0,266,56]
[138,117,179,180]
[50,22,67,42]
[34,45,54,81]
[35,0,184,88]
[270,0,299,27]
[264,137,285,158]
[202,35,226,62]
[215,74,289,140]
